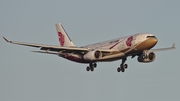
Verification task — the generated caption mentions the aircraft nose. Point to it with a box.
[148,37,158,48]
[133,36,158,51]
[152,37,158,44]
[151,37,158,43]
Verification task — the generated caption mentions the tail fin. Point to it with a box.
[55,23,76,47]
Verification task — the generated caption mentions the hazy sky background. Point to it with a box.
[0,0,179,101]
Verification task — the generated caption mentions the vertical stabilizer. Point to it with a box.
[56,23,76,47]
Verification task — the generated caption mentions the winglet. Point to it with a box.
[2,36,12,43]
[172,43,176,48]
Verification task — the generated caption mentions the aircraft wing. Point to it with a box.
[149,43,176,52]
[3,37,113,55]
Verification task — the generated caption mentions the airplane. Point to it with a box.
[3,23,176,72]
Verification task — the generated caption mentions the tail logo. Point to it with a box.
[58,32,65,46]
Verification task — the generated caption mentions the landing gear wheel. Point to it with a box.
[93,63,97,68]
[117,67,121,72]
[90,63,93,67]
[86,66,90,71]
[90,67,94,71]
[124,64,128,69]
[121,67,125,72]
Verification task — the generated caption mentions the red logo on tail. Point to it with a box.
[58,32,65,46]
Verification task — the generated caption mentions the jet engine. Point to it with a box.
[137,52,156,63]
[83,50,102,61]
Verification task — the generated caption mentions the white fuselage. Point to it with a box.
[60,33,158,63]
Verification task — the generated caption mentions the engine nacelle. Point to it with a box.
[137,52,156,63]
[83,50,102,61]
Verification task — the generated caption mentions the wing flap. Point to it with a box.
[31,50,58,55]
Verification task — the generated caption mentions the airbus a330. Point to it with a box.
[3,23,176,72]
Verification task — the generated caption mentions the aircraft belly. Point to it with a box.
[58,53,89,63]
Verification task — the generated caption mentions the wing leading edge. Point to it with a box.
[150,43,176,52]
[2,37,114,55]
[3,36,88,52]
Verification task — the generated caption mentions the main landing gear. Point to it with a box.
[117,58,128,72]
[86,62,97,72]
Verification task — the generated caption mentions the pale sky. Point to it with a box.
[0,0,179,101]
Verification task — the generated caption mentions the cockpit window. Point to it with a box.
[146,36,156,38]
